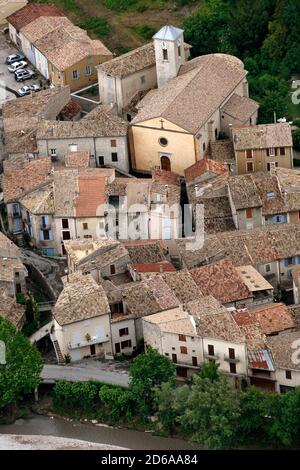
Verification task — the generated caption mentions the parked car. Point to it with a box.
[5,53,25,65]
[8,60,27,73]
[15,69,35,82]
[17,84,41,96]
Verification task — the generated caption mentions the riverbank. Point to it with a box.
[0,414,199,450]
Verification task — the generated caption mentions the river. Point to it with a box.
[0,415,199,450]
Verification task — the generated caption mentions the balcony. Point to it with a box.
[40,223,51,230]
[204,353,220,361]
[224,354,240,363]
[68,334,110,350]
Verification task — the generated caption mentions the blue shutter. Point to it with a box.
[292,257,297,265]
[297,256,300,264]
[272,215,278,224]
[284,259,289,267]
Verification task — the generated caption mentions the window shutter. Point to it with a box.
[284,259,289,267]
[292,257,297,265]
[267,148,270,157]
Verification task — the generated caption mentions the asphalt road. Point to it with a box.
[41,364,130,387]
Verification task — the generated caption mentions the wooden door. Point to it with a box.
[161,156,171,171]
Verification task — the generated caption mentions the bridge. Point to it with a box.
[37,301,56,313]
[29,320,54,345]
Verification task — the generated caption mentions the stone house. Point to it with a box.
[0,232,27,298]
[37,105,129,173]
[232,123,293,175]
[51,272,112,363]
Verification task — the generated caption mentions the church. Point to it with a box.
[97,25,259,176]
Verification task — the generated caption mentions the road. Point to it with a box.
[41,364,130,387]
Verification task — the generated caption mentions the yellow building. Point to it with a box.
[232,123,294,175]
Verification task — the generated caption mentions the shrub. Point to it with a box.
[104,0,136,12]
[53,381,99,416]
[293,129,300,150]
[79,17,109,38]
[131,25,156,40]
[99,385,133,422]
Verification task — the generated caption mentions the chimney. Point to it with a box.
[159,263,164,273]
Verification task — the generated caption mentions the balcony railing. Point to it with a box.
[68,334,110,350]
[224,354,240,363]
[204,353,220,361]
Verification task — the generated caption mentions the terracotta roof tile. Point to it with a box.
[222,93,259,122]
[232,123,293,150]
[75,175,106,218]
[185,159,228,184]
[7,3,64,31]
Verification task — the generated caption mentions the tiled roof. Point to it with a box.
[65,151,90,169]
[7,3,64,31]
[186,295,228,317]
[233,312,266,351]
[0,290,26,331]
[143,307,196,336]
[161,269,203,304]
[75,174,106,218]
[175,236,226,269]
[53,169,78,218]
[185,159,228,185]
[196,311,245,343]
[3,87,70,155]
[20,15,70,42]
[20,182,54,215]
[236,265,273,292]
[221,93,259,122]
[132,261,176,273]
[60,100,82,121]
[151,169,180,186]
[37,105,127,139]
[54,272,110,326]
[232,123,293,150]
[121,282,163,318]
[97,42,155,78]
[133,54,247,134]
[190,259,252,304]
[206,140,235,163]
[249,303,295,335]
[267,331,300,370]
[34,23,112,72]
[124,240,166,264]
[144,274,179,310]
[3,156,52,203]
[227,174,262,209]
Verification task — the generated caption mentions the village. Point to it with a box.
[1,0,300,451]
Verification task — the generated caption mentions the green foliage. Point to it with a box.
[99,385,133,422]
[104,0,137,11]
[238,387,275,440]
[293,129,300,151]
[198,360,220,381]
[0,318,43,409]
[78,17,109,38]
[131,25,156,40]
[179,373,240,449]
[293,119,300,128]
[16,292,26,305]
[53,380,99,416]
[130,347,176,389]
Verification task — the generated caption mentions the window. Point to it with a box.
[266,264,271,273]
[110,302,124,314]
[87,56,93,65]
[141,75,145,84]
[267,191,276,199]
[230,362,237,374]
[246,161,254,172]
[121,340,132,349]
[229,348,235,359]
[62,231,71,240]
[43,229,50,241]
[85,65,92,76]
[286,370,292,380]
[15,272,19,278]
[110,139,117,148]
[192,356,198,367]
[50,148,57,157]
[246,208,253,219]
[179,335,186,342]
[280,147,285,156]
[177,366,187,378]
[110,264,116,275]
[246,149,253,159]
[267,162,278,171]
[58,71,61,80]
[208,344,215,356]
[72,70,79,79]
[111,152,118,162]
[119,328,129,337]
[203,142,206,152]
[159,137,168,147]
[180,346,188,355]
[163,49,168,60]
[286,257,293,266]
[62,219,69,229]
[267,147,275,156]
[82,222,88,230]
[215,128,218,139]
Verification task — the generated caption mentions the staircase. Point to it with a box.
[53,340,64,364]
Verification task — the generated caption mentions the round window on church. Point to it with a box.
[159,137,168,147]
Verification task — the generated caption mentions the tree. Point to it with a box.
[99,385,133,422]
[0,317,43,411]
[179,373,240,449]
[198,360,220,382]
[268,388,300,447]
[293,129,300,151]
[239,387,276,441]
[129,347,176,419]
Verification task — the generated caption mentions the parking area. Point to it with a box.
[0,30,48,106]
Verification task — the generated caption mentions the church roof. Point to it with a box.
[153,25,183,41]
[132,53,246,134]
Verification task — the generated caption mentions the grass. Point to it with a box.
[31,0,203,53]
